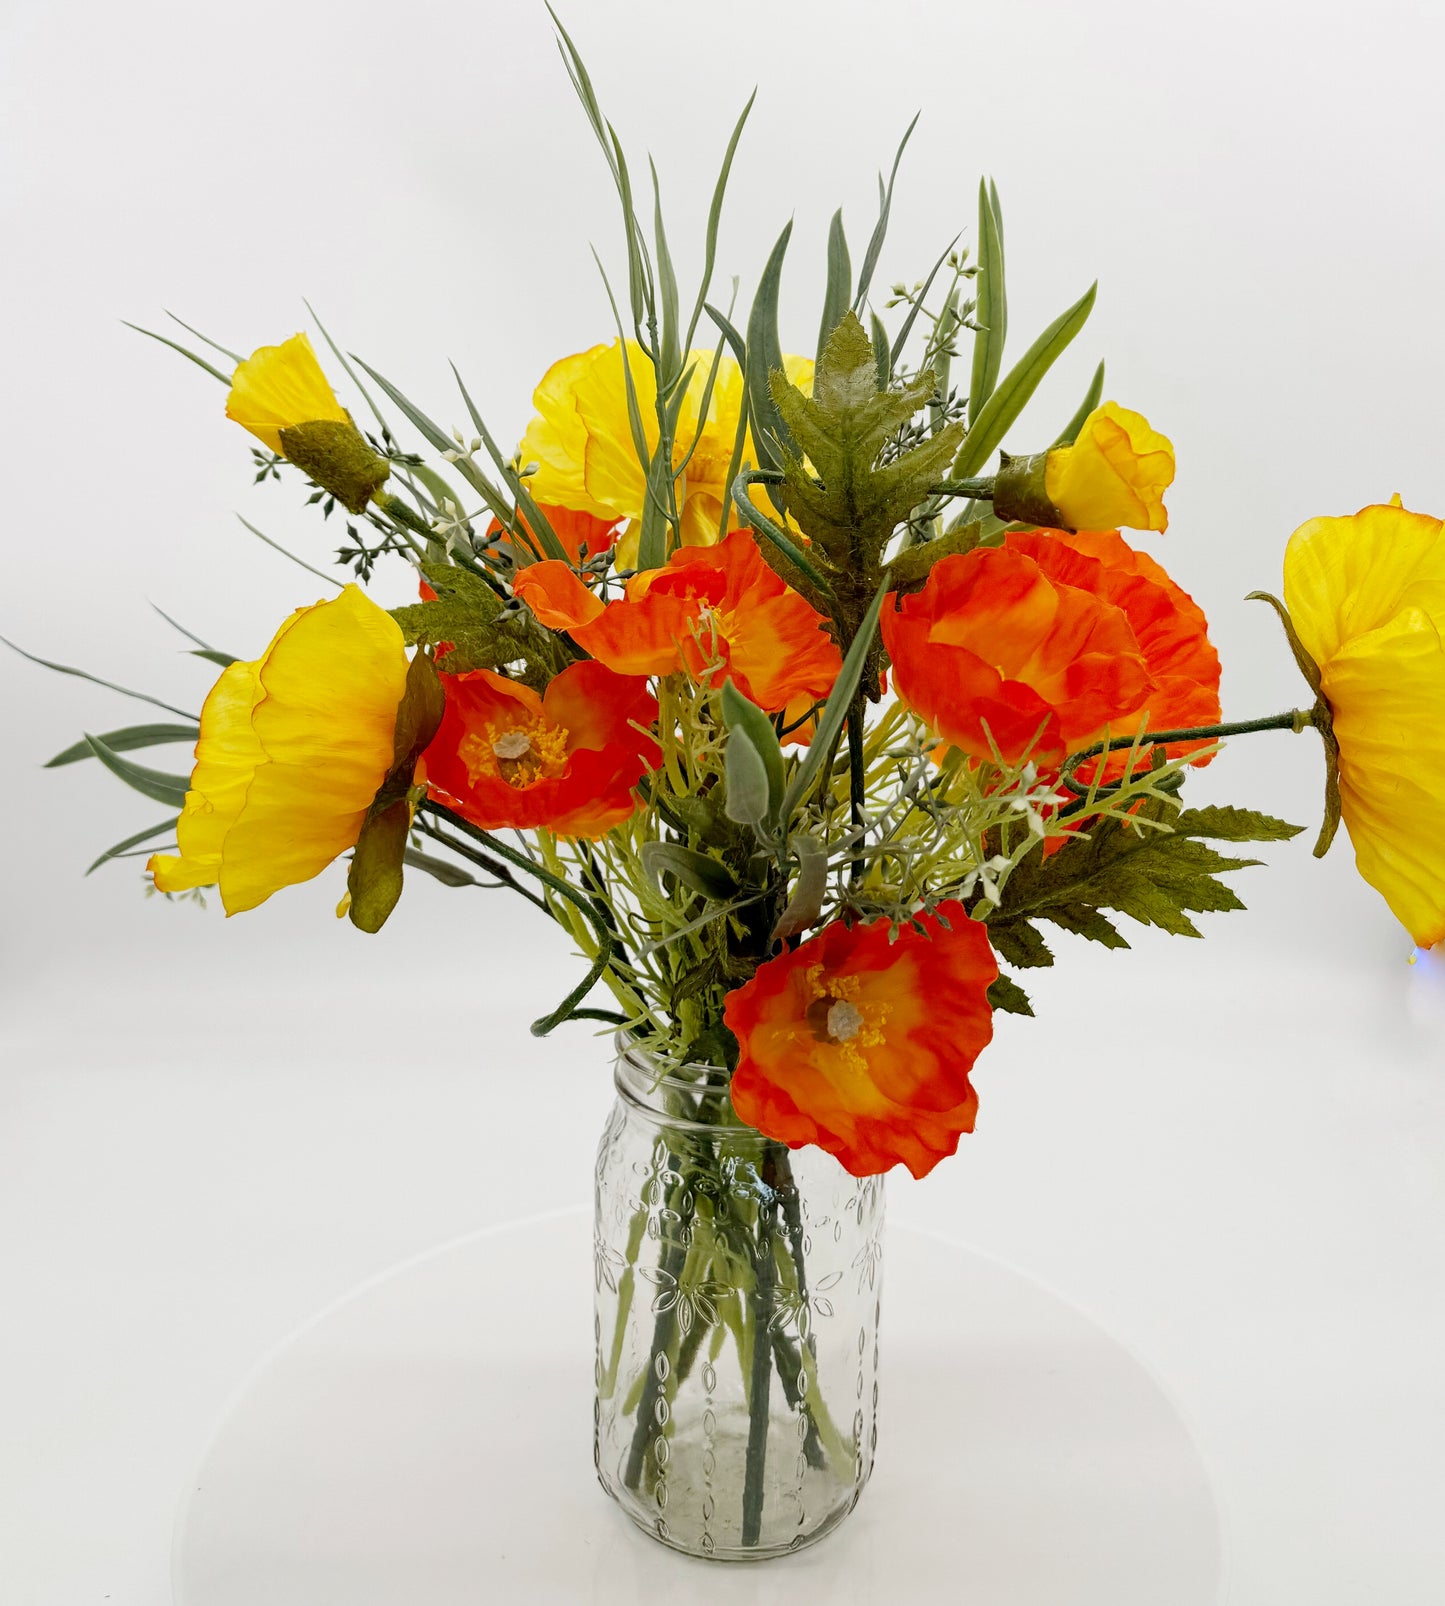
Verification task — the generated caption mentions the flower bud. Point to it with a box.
[226,333,390,514]
[992,402,1174,533]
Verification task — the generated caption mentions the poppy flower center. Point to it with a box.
[801,963,889,1071]
[459,716,569,790]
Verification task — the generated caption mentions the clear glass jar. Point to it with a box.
[593,1038,884,1560]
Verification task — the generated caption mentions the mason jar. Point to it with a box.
[593,1038,884,1560]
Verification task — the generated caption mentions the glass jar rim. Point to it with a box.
[612,1032,743,1130]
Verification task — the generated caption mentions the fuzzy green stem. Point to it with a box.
[1060,710,1308,794]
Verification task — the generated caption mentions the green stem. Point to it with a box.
[930,476,996,500]
[1060,710,1309,796]
[741,1153,781,1547]
[419,802,618,1035]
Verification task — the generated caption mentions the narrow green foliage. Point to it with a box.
[817,210,853,368]
[122,321,231,384]
[988,796,1301,961]
[745,223,795,482]
[85,817,179,877]
[952,281,1097,479]
[968,179,1007,419]
[1053,360,1105,447]
[403,846,480,889]
[852,113,919,313]
[47,723,197,768]
[390,561,567,687]
[83,733,190,808]
[2,636,197,721]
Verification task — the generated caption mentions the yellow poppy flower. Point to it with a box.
[518,340,813,556]
[1283,498,1445,947]
[149,585,410,915]
[226,333,390,514]
[1043,401,1174,533]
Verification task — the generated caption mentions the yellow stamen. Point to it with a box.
[460,716,569,790]
[802,961,889,1073]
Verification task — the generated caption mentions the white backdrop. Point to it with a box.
[2,1,1443,1602]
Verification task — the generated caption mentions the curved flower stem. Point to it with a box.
[930,476,996,501]
[1059,710,1311,799]
[419,801,618,1035]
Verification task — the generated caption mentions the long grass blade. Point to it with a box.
[85,817,179,877]
[967,179,1007,419]
[1,636,197,720]
[235,515,343,588]
[122,322,230,385]
[852,112,920,313]
[1052,359,1106,447]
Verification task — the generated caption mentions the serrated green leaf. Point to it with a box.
[1036,904,1130,949]
[987,974,1033,1017]
[988,918,1054,969]
[46,723,198,768]
[85,817,179,876]
[952,280,1097,479]
[968,178,1007,420]
[391,561,564,684]
[1174,805,1304,843]
[83,733,190,808]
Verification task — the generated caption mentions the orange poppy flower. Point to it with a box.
[421,660,659,839]
[513,529,841,713]
[724,904,998,1179]
[882,544,1157,766]
[1008,529,1221,782]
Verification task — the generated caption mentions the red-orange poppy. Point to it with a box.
[512,529,841,713]
[421,659,659,839]
[882,544,1157,766]
[724,904,998,1179]
[1008,528,1221,782]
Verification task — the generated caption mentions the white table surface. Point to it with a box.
[3,914,1442,1605]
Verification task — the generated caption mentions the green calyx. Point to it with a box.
[277,416,391,515]
[1247,590,1342,858]
[347,649,445,934]
[990,449,1068,530]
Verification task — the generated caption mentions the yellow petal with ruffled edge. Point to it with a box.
[149,585,409,915]
[225,332,353,454]
[1283,500,1445,668]
[1045,401,1174,533]
[520,340,813,556]
[1323,609,1445,947]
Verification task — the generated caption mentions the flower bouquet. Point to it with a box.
[22,15,1445,1563]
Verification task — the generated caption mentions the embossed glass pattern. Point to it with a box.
[594,1040,884,1560]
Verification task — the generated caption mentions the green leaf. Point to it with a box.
[869,309,892,389]
[85,817,179,876]
[2,636,198,721]
[683,90,755,352]
[650,156,681,383]
[1174,805,1304,843]
[745,221,794,476]
[952,280,1097,478]
[817,209,853,369]
[987,974,1034,1017]
[720,679,786,823]
[852,113,919,313]
[46,723,198,768]
[403,846,479,889]
[189,648,237,668]
[1052,359,1105,447]
[235,515,345,588]
[988,918,1053,969]
[122,321,231,384]
[988,795,1294,961]
[83,733,190,808]
[968,178,1007,421]
[641,841,740,901]
[724,720,774,830]
[772,834,829,941]
[781,575,890,822]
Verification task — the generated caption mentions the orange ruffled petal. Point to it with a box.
[725,904,998,1179]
